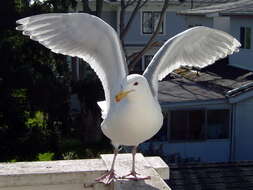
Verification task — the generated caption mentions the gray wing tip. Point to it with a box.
[16,25,24,31]
[234,38,241,48]
[16,17,30,25]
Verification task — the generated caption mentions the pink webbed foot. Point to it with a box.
[95,169,120,184]
[121,171,151,181]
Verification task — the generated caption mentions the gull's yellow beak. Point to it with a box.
[115,90,134,102]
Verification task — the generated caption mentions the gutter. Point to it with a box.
[226,82,253,103]
[226,82,253,96]
[160,98,227,109]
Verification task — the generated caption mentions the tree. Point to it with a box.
[0,0,72,161]
[81,0,104,17]
[118,0,185,71]
[119,0,148,46]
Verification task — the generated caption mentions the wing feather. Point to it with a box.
[143,26,240,98]
[17,13,128,117]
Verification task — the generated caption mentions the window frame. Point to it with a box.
[168,109,231,142]
[142,11,164,35]
[240,26,251,49]
[143,55,153,71]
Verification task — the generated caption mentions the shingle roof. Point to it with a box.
[178,0,253,16]
[108,0,237,2]
[158,59,253,104]
[158,75,225,104]
[166,161,253,190]
[221,3,253,16]
[108,0,239,7]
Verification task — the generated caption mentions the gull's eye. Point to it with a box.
[133,82,138,86]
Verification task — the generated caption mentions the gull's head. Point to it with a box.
[115,74,151,103]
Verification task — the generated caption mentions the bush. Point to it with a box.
[37,152,55,161]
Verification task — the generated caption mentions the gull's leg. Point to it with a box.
[121,146,151,180]
[95,147,120,184]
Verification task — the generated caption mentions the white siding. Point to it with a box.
[213,16,230,33]
[234,97,253,160]
[123,11,186,45]
[184,15,213,28]
[141,141,230,162]
[229,16,253,71]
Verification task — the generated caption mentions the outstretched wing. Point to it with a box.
[143,26,240,98]
[16,13,128,117]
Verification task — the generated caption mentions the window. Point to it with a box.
[151,113,168,141]
[132,58,142,74]
[131,55,153,73]
[170,109,230,141]
[170,110,204,141]
[142,12,164,34]
[207,110,229,139]
[240,27,251,49]
[143,55,153,70]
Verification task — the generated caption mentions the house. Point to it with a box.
[178,0,253,71]
[67,0,239,119]
[68,0,239,77]
[140,60,253,163]
[67,0,253,162]
[139,0,253,163]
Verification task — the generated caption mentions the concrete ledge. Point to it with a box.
[0,153,170,190]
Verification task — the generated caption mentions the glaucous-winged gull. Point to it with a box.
[16,13,240,184]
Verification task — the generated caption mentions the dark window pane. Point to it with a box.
[245,27,251,49]
[151,113,168,141]
[207,110,229,139]
[133,58,142,73]
[240,27,245,48]
[170,111,188,140]
[188,110,205,140]
[144,55,153,70]
[240,27,251,49]
[153,12,163,34]
[143,12,153,34]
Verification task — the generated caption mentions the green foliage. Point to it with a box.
[8,159,17,163]
[0,0,72,162]
[25,111,47,129]
[0,0,112,163]
[37,152,55,161]
[62,151,78,160]
[59,137,112,159]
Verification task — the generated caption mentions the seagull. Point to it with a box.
[16,13,240,184]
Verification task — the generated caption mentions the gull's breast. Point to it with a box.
[101,100,163,146]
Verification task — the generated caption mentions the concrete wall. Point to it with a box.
[234,97,253,161]
[0,154,170,190]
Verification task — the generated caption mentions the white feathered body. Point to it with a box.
[101,75,163,146]
[102,98,163,146]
